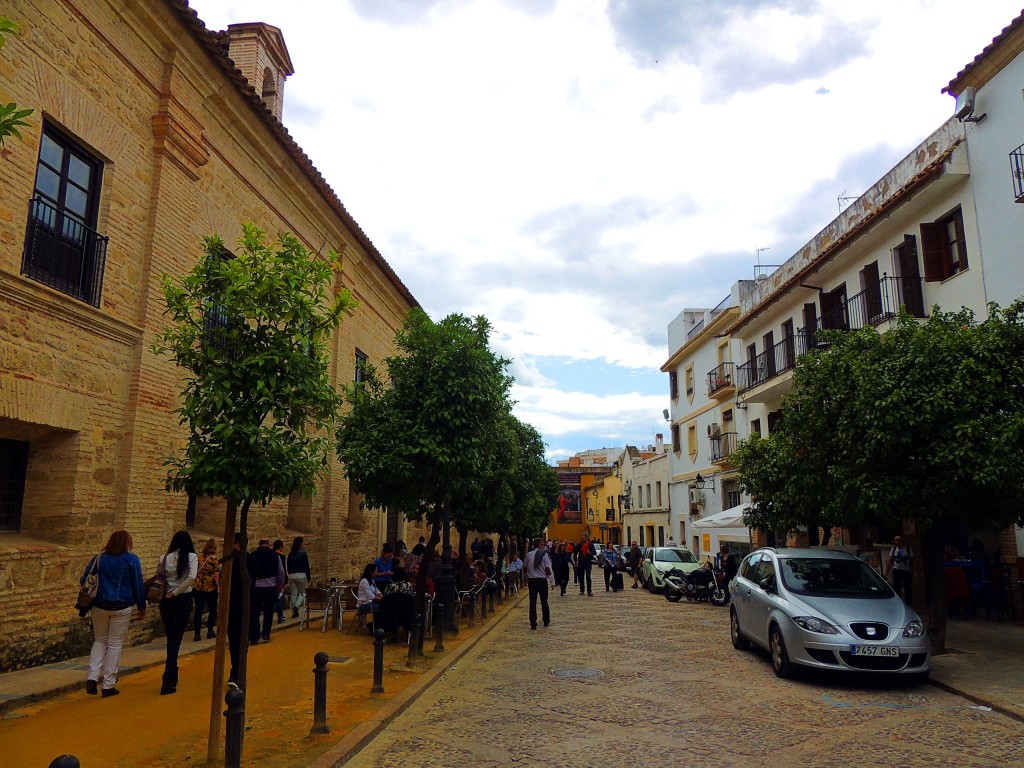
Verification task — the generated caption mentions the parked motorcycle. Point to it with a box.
[663,563,728,606]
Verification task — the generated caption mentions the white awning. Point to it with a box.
[692,504,750,529]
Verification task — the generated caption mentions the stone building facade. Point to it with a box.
[0,0,424,670]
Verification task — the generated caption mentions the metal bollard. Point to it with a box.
[47,757,81,768]
[480,588,488,619]
[371,628,386,693]
[224,683,245,768]
[406,613,421,666]
[433,603,445,652]
[489,588,496,612]
[310,651,330,735]
[468,593,476,626]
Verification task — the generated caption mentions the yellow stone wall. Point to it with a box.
[0,0,416,669]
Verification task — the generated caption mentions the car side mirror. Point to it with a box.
[759,576,775,592]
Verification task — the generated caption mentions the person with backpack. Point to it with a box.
[192,538,219,641]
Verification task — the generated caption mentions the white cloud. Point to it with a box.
[193,0,1023,452]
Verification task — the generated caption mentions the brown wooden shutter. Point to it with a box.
[920,222,947,281]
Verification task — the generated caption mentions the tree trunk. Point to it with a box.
[921,527,948,654]
[237,500,253,689]
[415,514,441,620]
[207,497,237,764]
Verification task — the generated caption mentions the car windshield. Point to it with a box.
[655,548,697,564]
[779,558,892,598]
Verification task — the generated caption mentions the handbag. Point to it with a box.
[144,557,168,605]
[75,554,102,612]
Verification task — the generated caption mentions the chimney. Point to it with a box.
[225,23,295,122]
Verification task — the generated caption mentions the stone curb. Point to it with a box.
[926,678,1024,724]
[308,593,524,768]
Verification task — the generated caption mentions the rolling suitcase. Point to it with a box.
[611,571,624,591]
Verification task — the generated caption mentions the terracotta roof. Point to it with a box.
[943,10,1024,95]
[164,1,418,309]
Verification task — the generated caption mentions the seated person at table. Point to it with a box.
[413,573,434,602]
[356,562,383,633]
[384,566,415,596]
[473,560,498,595]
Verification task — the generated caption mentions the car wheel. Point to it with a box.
[647,576,655,593]
[730,608,750,650]
[769,624,793,679]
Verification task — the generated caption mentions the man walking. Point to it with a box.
[249,536,285,644]
[525,538,553,630]
[627,541,643,589]
[574,532,595,596]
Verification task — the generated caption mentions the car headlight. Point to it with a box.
[902,620,925,638]
[792,616,839,634]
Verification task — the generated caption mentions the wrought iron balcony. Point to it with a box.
[1012,143,1024,203]
[819,275,926,331]
[737,276,927,394]
[21,197,108,307]
[710,431,738,463]
[706,362,735,397]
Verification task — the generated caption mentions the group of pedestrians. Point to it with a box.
[356,539,435,637]
[524,534,632,631]
[78,529,311,697]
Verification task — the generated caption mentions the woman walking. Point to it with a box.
[551,542,572,595]
[287,536,311,618]
[158,530,198,695]
[192,538,219,641]
[81,531,146,698]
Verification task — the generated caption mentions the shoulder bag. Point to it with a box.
[144,557,168,604]
[75,554,102,612]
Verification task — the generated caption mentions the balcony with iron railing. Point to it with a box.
[737,275,927,395]
[819,275,926,331]
[1012,143,1024,203]
[21,197,108,308]
[706,362,735,399]
[710,431,738,463]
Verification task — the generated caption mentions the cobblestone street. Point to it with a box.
[340,580,1024,768]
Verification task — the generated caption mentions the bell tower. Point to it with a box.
[225,22,295,122]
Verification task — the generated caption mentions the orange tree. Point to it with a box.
[153,223,353,759]
[735,302,1024,651]
[336,309,517,632]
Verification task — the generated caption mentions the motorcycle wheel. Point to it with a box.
[664,587,684,603]
[710,587,728,606]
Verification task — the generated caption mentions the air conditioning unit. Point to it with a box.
[707,422,721,438]
[688,488,705,505]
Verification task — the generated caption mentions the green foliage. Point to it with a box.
[152,223,355,507]
[0,17,34,149]
[735,303,1024,536]
[337,308,552,537]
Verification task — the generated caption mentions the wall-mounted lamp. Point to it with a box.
[694,472,716,491]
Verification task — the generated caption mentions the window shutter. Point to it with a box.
[920,222,946,281]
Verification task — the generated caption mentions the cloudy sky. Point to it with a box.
[190,0,1021,461]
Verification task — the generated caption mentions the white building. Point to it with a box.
[941,14,1024,313]
[662,284,756,558]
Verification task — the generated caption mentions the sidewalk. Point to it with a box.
[0,595,520,767]
[929,617,1024,722]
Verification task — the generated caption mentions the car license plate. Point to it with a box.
[850,645,899,657]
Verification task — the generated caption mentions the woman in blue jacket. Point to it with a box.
[80,530,146,698]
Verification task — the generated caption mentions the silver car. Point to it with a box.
[729,547,930,679]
